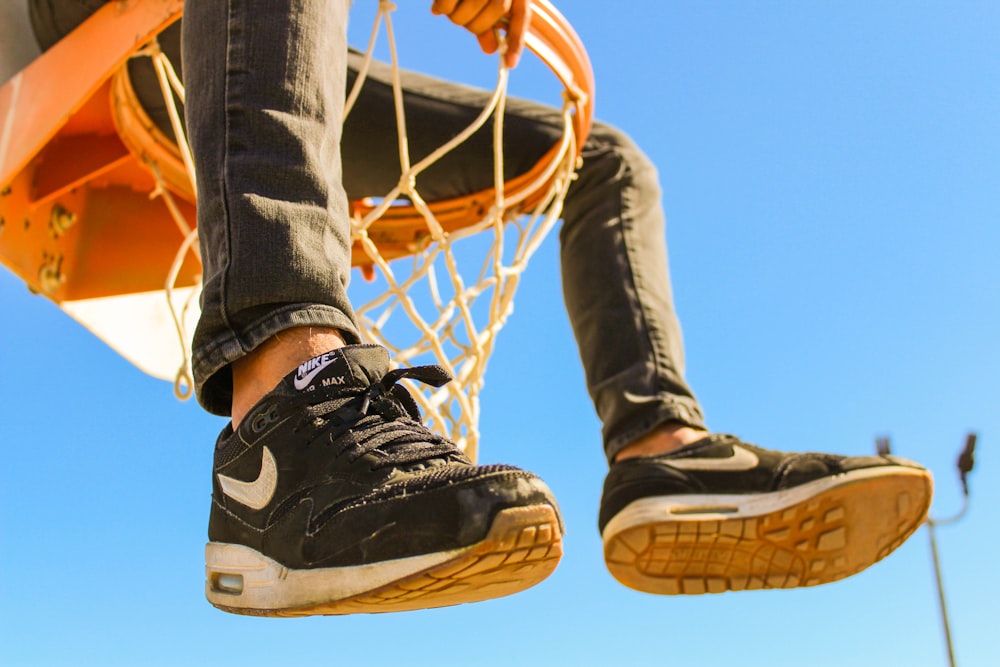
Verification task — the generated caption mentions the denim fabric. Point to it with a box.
[33,0,706,459]
[183,0,361,416]
[561,123,706,459]
[332,54,706,460]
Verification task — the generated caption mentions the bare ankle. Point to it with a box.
[231,327,347,428]
[613,423,708,462]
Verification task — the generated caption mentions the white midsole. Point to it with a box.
[205,541,468,610]
[601,465,928,545]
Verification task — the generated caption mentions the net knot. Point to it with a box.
[397,172,417,197]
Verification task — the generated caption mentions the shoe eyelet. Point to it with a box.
[250,404,280,433]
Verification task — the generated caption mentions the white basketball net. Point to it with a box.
[145,0,582,461]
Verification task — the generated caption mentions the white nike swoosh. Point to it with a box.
[668,444,760,471]
[217,447,278,510]
[293,356,336,390]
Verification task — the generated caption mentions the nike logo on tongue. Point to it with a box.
[293,351,340,391]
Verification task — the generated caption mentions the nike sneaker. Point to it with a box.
[599,434,932,595]
[205,344,563,616]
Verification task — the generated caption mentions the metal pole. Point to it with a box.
[926,519,957,667]
[876,432,976,667]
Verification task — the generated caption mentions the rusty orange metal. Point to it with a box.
[0,0,593,303]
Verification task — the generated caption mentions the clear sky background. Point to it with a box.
[1,1,997,665]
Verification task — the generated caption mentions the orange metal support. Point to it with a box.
[0,0,591,302]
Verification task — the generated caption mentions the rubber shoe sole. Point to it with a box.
[206,505,562,616]
[602,466,932,595]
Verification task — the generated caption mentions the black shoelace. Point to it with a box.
[295,365,466,470]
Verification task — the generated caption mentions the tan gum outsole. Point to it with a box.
[211,505,562,616]
[603,469,932,595]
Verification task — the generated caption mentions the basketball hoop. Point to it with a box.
[0,0,594,460]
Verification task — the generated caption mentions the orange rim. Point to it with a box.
[0,0,593,299]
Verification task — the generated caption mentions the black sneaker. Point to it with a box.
[599,434,932,595]
[205,344,563,616]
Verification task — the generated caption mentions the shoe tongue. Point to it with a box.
[283,345,390,396]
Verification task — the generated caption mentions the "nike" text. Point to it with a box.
[293,352,340,391]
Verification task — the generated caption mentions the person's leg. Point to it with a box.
[363,54,932,598]
[560,123,708,461]
[182,0,562,617]
[340,52,552,202]
[184,0,359,419]
[572,108,933,599]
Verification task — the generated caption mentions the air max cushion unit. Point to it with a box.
[206,345,562,616]
[600,434,932,595]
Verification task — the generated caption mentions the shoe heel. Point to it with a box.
[205,542,289,615]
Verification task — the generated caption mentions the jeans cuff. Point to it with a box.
[193,304,362,416]
[603,398,706,463]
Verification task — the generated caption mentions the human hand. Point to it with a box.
[430,0,531,68]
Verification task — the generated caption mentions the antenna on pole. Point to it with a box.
[878,432,978,667]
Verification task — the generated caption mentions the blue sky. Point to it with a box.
[2,1,998,665]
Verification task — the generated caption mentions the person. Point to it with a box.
[28,0,932,615]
